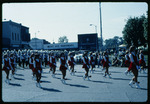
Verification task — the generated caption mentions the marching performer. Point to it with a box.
[82,52,91,80]
[89,52,95,73]
[124,50,131,75]
[29,53,36,79]
[103,51,111,78]
[50,52,57,77]
[33,53,42,88]
[68,52,76,75]
[139,50,146,73]
[128,46,141,89]
[2,54,13,84]
[59,52,68,84]
[10,53,16,78]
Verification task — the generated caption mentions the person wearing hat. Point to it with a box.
[50,52,57,77]
[2,54,13,84]
[59,52,68,84]
[29,53,36,80]
[82,51,91,80]
[128,46,141,89]
[103,51,111,78]
[139,50,146,73]
[124,50,131,75]
[33,53,42,88]
[68,52,76,75]
[10,53,16,78]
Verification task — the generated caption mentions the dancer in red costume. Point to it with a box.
[29,53,36,80]
[50,52,57,77]
[128,46,141,89]
[2,54,13,84]
[33,53,42,88]
[10,53,16,78]
[89,52,95,73]
[82,51,91,80]
[103,51,111,78]
[59,52,68,84]
[124,50,131,75]
[139,50,146,73]
[68,52,76,75]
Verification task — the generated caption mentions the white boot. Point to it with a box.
[108,74,112,78]
[135,82,141,89]
[124,70,128,75]
[87,76,90,81]
[129,80,134,87]
[38,83,41,88]
[83,76,86,80]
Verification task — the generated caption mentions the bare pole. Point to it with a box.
[99,2,103,51]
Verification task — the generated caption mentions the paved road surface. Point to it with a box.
[2,63,148,102]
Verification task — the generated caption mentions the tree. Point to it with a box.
[122,15,147,48]
[143,11,148,42]
[58,36,68,43]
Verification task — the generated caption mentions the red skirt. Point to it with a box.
[2,66,11,71]
[103,61,109,67]
[29,64,34,70]
[125,60,130,66]
[139,59,145,65]
[59,65,67,70]
[129,62,137,71]
[82,64,89,69]
[33,67,42,73]
[68,61,74,66]
[50,63,56,67]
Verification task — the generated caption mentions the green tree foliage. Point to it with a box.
[122,15,147,48]
[143,11,148,41]
[58,36,68,43]
[104,36,123,49]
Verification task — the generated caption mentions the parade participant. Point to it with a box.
[17,50,22,67]
[25,52,29,68]
[103,51,111,78]
[82,51,91,80]
[139,50,146,73]
[21,52,26,68]
[48,52,53,73]
[10,53,16,78]
[128,46,141,89]
[33,53,42,88]
[68,52,76,75]
[89,52,95,73]
[50,52,57,77]
[29,53,35,79]
[124,50,131,75]
[2,54,13,84]
[43,51,48,67]
[101,52,105,71]
[97,52,102,68]
[59,52,68,84]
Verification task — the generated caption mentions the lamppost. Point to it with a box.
[35,31,40,50]
[99,2,103,51]
[90,24,97,33]
[90,24,98,51]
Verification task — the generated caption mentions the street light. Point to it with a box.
[90,24,97,33]
[35,31,40,50]
[99,2,103,51]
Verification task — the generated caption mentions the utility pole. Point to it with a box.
[99,2,103,51]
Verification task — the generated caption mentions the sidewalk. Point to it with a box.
[2,64,148,102]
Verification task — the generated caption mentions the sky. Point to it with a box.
[2,2,148,43]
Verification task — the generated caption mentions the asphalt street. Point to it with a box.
[2,63,148,102]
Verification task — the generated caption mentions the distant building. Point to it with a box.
[2,20,31,50]
[78,33,98,51]
[44,42,78,50]
[29,38,50,50]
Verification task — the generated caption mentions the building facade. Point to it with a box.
[2,20,30,50]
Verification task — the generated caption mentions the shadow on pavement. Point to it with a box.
[110,71,122,73]
[75,71,85,73]
[65,83,89,88]
[41,87,62,92]
[15,73,24,76]
[40,80,51,83]
[92,72,103,75]
[74,75,83,77]
[14,77,25,81]
[90,80,113,84]
[138,75,147,78]
[41,76,48,78]
[9,83,21,87]
[110,77,131,81]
